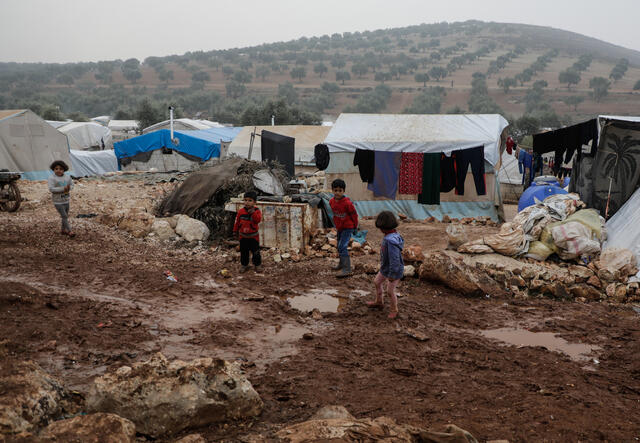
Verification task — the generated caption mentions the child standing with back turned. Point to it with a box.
[367,211,404,319]
[329,179,358,278]
[48,160,75,237]
[233,191,262,273]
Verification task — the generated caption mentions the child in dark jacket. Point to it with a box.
[367,211,404,319]
[329,178,358,278]
[233,191,262,273]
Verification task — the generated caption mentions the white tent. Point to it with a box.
[91,115,111,126]
[58,122,113,150]
[142,118,224,134]
[70,149,118,177]
[0,109,71,180]
[498,150,521,185]
[227,125,331,166]
[46,120,70,129]
[108,120,138,132]
[323,113,509,220]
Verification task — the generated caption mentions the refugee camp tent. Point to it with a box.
[227,125,331,169]
[108,120,138,132]
[46,120,70,129]
[0,109,71,180]
[69,149,118,177]
[142,118,224,134]
[323,113,509,220]
[57,121,113,150]
[533,115,640,219]
[91,116,110,126]
[114,126,241,172]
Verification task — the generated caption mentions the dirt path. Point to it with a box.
[1,180,640,441]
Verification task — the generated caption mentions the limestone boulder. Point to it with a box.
[175,215,210,242]
[402,245,424,263]
[152,219,176,241]
[117,209,155,238]
[568,265,595,282]
[569,285,602,301]
[0,360,69,434]
[403,265,416,278]
[86,353,262,437]
[39,413,135,443]
[418,251,506,297]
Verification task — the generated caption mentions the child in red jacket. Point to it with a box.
[233,191,262,273]
[329,179,358,278]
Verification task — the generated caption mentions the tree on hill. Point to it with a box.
[375,72,391,83]
[404,87,445,114]
[609,58,629,82]
[233,70,252,84]
[208,58,222,71]
[322,82,340,94]
[314,63,328,78]
[56,74,74,85]
[225,80,246,98]
[136,99,162,132]
[240,98,320,126]
[278,82,299,104]
[559,69,581,91]
[336,71,351,85]
[497,77,517,93]
[331,57,346,69]
[351,63,368,78]
[589,77,611,102]
[239,60,253,71]
[123,68,142,84]
[634,80,640,90]
[563,95,585,111]
[414,73,430,87]
[290,67,306,83]
[255,65,271,81]
[192,71,211,83]
[158,69,174,84]
[428,66,447,82]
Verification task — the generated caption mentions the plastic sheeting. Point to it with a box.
[114,127,241,162]
[324,113,508,167]
[69,149,118,177]
[58,122,113,150]
[142,118,225,134]
[353,200,498,221]
[498,150,521,185]
[604,186,640,265]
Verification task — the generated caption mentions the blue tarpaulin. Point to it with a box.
[114,127,241,161]
[518,185,567,212]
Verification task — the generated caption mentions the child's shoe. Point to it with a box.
[254,265,262,273]
[336,256,352,278]
[240,265,249,273]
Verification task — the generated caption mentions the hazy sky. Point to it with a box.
[2,0,639,63]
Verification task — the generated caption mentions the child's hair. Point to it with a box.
[244,190,257,201]
[49,160,69,171]
[331,178,346,190]
[375,211,398,230]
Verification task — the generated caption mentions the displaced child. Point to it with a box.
[329,179,358,278]
[367,211,404,319]
[233,191,262,273]
[48,160,75,237]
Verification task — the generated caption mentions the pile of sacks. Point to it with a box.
[456,194,609,262]
[98,208,210,243]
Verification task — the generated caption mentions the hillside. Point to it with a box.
[1,20,639,131]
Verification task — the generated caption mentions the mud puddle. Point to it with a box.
[481,327,600,362]
[285,288,345,313]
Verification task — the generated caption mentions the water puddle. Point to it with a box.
[481,328,600,362]
[286,288,345,313]
[351,289,371,297]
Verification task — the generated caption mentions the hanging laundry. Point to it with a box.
[261,130,295,176]
[521,150,534,187]
[454,146,486,196]
[353,149,375,183]
[367,151,401,199]
[314,144,330,170]
[517,148,526,173]
[440,153,456,193]
[398,152,423,194]
[418,153,441,204]
[506,136,515,155]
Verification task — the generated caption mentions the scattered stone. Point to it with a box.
[529,279,544,291]
[174,434,207,443]
[281,253,291,260]
[569,285,602,302]
[320,244,331,251]
[351,241,362,251]
[328,238,337,247]
[151,219,175,241]
[0,360,71,434]
[311,309,323,320]
[403,328,429,342]
[613,285,628,303]
[311,405,354,421]
[587,275,602,288]
[425,216,436,223]
[442,215,451,223]
[402,245,424,263]
[273,254,282,263]
[605,283,616,298]
[521,267,537,280]
[569,265,595,282]
[362,263,379,275]
[39,413,135,443]
[507,275,526,288]
[302,333,314,340]
[115,209,155,238]
[397,212,408,220]
[175,216,210,242]
[86,353,263,438]
[403,265,416,278]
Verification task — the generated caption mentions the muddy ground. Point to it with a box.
[1,178,640,442]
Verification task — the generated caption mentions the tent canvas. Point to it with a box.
[142,118,224,134]
[0,109,71,180]
[70,149,118,177]
[58,121,113,150]
[323,113,509,220]
[498,150,521,185]
[227,125,331,166]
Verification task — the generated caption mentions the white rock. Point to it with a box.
[403,265,416,278]
[151,220,175,241]
[175,216,210,242]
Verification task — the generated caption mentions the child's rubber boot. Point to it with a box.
[240,265,249,273]
[332,258,343,271]
[337,256,352,278]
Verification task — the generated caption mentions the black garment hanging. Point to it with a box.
[418,153,441,205]
[261,130,295,176]
[353,149,375,183]
[440,153,456,193]
[533,119,598,165]
[314,144,330,170]
[453,146,486,196]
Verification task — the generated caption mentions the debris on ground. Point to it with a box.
[38,413,136,443]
